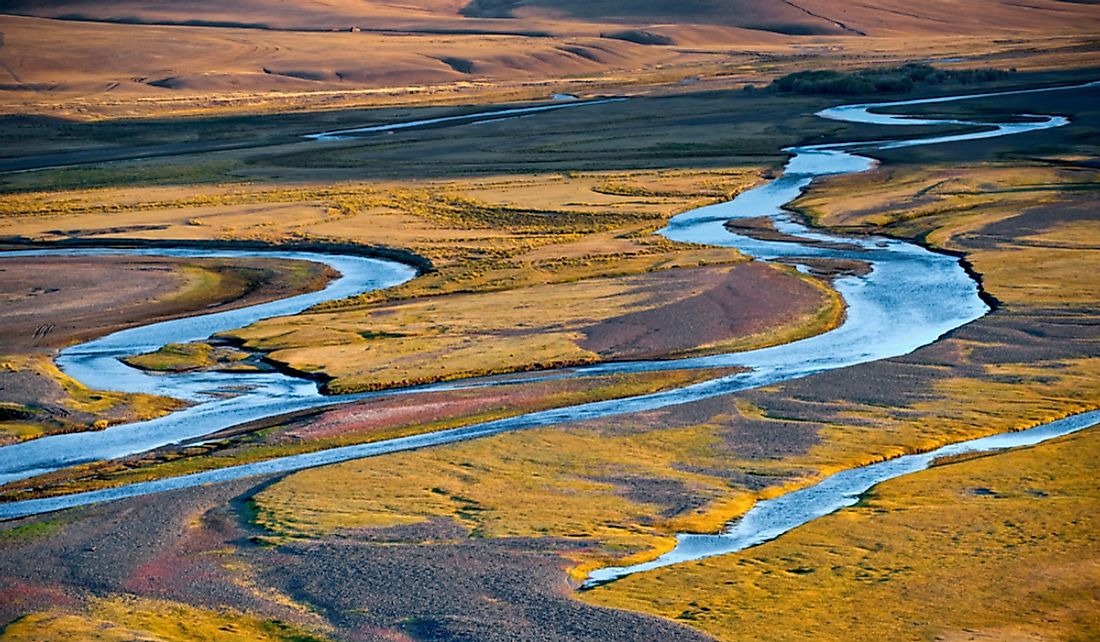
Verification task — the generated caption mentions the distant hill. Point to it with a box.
[462,0,856,35]
[0,0,1097,113]
[2,0,1098,36]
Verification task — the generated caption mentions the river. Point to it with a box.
[0,81,1095,570]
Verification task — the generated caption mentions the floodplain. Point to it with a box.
[0,2,1098,641]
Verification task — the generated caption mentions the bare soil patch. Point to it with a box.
[0,254,333,351]
[579,262,836,359]
[0,477,716,641]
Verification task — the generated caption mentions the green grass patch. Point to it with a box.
[0,518,63,542]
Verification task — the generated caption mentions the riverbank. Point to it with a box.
[3,80,1074,523]
[580,85,1100,639]
[0,253,337,351]
[0,253,335,444]
[585,423,1100,641]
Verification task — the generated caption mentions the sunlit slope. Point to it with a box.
[2,1,1098,115]
[498,0,1100,35]
[0,14,689,98]
[3,0,1098,36]
[0,0,479,32]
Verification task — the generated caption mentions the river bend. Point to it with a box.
[0,83,1095,545]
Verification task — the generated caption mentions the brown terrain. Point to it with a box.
[0,479,718,641]
[0,255,333,350]
[578,263,831,359]
[2,171,1095,638]
[0,0,1097,123]
[2,178,1094,638]
[0,1,1097,641]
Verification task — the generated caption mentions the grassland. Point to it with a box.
[1,151,843,395]
[1,594,329,642]
[1,5,1099,638]
[240,82,1099,634]
[583,426,1100,641]
[569,87,1100,638]
[122,342,257,374]
[225,260,838,393]
[248,321,1098,583]
[9,67,1036,404]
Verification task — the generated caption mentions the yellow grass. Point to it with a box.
[582,426,1100,642]
[1,10,1099,639]
[0,355,184,443]
[972,235,1100,306]
[794,165,1100,303]
[4,168,843,394]
[250,136,1100,602]
[123,342,253,373]
[0,594,328,642]
[251,324,1099,578]
[0,172,751,279]
[252,421,756,577]
[227,261,837,392]
[564,136,1100,639]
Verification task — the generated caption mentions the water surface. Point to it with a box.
[1,82,1093,520]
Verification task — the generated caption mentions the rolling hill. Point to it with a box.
[0,0,1097,116]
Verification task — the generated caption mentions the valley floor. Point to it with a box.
[0,9,1098,638]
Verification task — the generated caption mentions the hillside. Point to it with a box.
[2,0,1098,35]
[0,0,1097,117]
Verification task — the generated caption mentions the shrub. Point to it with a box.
[770,63,1012,96]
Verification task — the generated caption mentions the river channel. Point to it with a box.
[1,82,1094,576]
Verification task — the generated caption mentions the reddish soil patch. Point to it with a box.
[277,373,681,443]
[580,262,831,359]
[0,580,80,622]
[266,368,738,445]
[0,479,324,628]
[123,506,238,597]
[281,389,517,442]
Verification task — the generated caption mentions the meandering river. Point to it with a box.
[1,81,1096,585]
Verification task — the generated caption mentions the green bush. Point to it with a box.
[770,63,1012,96]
